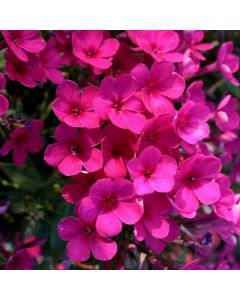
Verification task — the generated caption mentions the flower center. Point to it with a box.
[11,34,19,43]
[113,102,123,111]
[103,194,117,210]
[72,107,80,116]
[112,149,121,157]
[144,171,152,178]
[186,176,196,184]
[84,226,95,236]
[71,146,79,156]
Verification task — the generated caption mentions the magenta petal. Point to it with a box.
[149,176,175,193]
[96,210,122,237]
[44,143,69,167]
[193,181,221,205]
[114,201,143,224]
[134,220,146,241]
[58,154,83,176]
[144,215,169,239]
[104,157,127,178]
[134,176,154,195]
[78,196,101,222]
[91,234,117,261]
[113,178,135,200]
[175,186,199,214]
[58,217,81,241]
[67,235,91,262]
[145,233,166,254]
[81,148,103,172]
[13,147,27,166]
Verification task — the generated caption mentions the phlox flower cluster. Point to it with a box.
[1,30,240,269]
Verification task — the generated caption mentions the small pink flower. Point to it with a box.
[172,154,222,217]
[2,30,46,62]
[5,249,36,270]
[44,123,103,176]
[215,95,239,132]
[212,174,235,222]
[5,49,43,88]
[134,194,179,254]
[102,123,138,178]
[182,30,214,61]
[93,74,146,134]
[78,178,144,237]
[38,37,64,84]
[128,30,183,62]
[72,30,119,69]
[183,80,205,104]
[62,170,105,204]
[58,216,117,262]
[131,61,185,115]
[134,193,171,240]
[217,41,239,86]
[52,80,100,128]
[174,101,210,144]
[0,120,44,166]
[138,113,180,153]
[127,146,177,195]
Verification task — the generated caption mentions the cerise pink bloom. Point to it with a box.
[215,95,239,132]
[72,30,119,69]
[0,120,44,166]
[127,146,177,195]
[172,154,222,217]
[131,61,185,115]
[102,123,138,178]
[128,30,183,62]
[174,101,210,144]
[93,74,146,134]
[58,216,117,262]
[78,178,144,237]
[2,30,46,62]
[44,123,103,176]
[52,80,100,128]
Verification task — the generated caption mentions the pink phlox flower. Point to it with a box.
[134,194,179,254]
[0,119,44,166]
[183,80,206,104]
[217,41,239,86]
[2,30,46,62]
[215,94,239,132]
[102,123,138,178]
[44,123,103,176]
[182,30,214,61]
[131,61,185,115]
[72,30,119,69]
[127,30,183,62]
[78,178,144,237]
[52,80,100,128]
[93,73,147,134]
[172,154,222,217]
[5,49,44,88]
[174,101,210,144]
[58,215,117,262]
[62,169,105,204]
[38,37,64,84]
[5,249,36,270]
[212,174,235,222]
[138,113,180,153]
[127,146,177,195]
